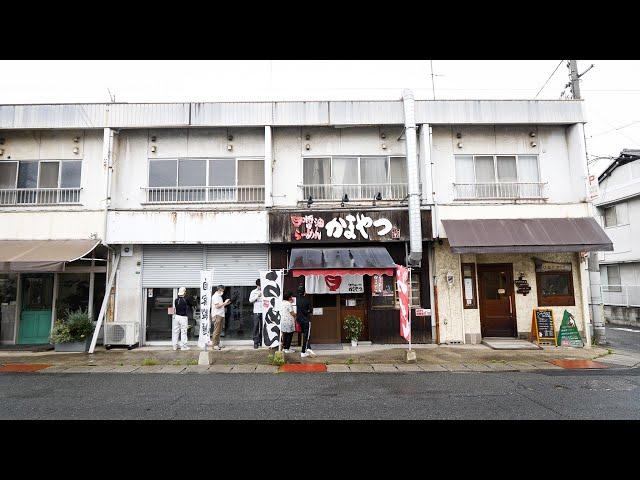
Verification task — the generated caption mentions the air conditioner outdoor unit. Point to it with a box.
[104,322,139,350]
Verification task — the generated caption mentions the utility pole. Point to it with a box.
[568,60,607,344]
[569,60,581,99]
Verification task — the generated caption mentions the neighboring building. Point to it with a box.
[0,97,611,347]
[595,149,640,327]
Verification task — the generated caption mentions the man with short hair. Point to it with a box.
[249,278,263,349]
[211,285,231,350]
[296,285,316,358]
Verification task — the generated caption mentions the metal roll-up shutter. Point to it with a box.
[205,245,268,286]
[143,245,205,288]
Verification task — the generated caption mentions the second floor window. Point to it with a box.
[0,160,82,205]
[454,154,541,199]
[302,156,407,200]
[147,158,264,203]
[603,202,629,228]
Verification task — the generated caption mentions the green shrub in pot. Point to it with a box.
[343,315,364,343]
[50,308,94,344]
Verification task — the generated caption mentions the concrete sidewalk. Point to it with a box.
[1,343,636,373]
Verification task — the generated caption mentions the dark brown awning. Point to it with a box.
[442,218,613,254]
[289,247,396,277]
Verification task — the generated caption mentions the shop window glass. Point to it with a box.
[372,275,395,308]
[0,274,18,342]
[57,273,90,320]
[0,162,17,188]
[536,271,575,306]
[92,273,106,321]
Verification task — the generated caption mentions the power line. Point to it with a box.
[588,121,640,138]
[534,60,564,99]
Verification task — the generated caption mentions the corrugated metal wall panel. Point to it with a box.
[191,102,273,126]
[142,245,204,288]
[272,102,329,125]
[206,245,268,286]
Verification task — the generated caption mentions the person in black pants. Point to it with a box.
[295,285,316,358]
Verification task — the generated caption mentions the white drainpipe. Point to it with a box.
[402,89,422,266]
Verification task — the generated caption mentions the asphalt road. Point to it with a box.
[1,369,639,420]
[605,324,640,353]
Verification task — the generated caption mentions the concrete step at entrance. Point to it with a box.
[482,338,542,350]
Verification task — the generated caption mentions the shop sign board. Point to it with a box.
[557,310,584,347]
[396,265,411,342]
[530,308,556,346]
[415,308,430,317]
[197,270,214,349]
[269,209,432,243]
[514,275,531,296]
[260,269,283,348]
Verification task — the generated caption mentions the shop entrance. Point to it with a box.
[307,293,368,344]
[477,264,516,337]
[18,273,54,344]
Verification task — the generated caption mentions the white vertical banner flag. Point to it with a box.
[197,270,214,349]
[260,269,283,348]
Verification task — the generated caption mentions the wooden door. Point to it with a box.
[477,264,516,337]
[308,294,340,343]
[18,274,54,344]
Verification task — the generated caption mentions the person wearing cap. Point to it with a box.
[173,287,194,351]
[211,285,231,350]
[295,285,316,358]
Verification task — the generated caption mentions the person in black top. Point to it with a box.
[173,287,195,351]
[295,285,316,357]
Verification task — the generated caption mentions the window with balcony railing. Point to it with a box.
[301,155,409,201]
[0,159,82,205]
[453,154,545,200]
[144,157,265,203]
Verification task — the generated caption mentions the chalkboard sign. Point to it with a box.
[557,310,584,347]
[530,309,556,346]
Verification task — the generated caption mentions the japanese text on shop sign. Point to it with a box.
[291,213,393,241]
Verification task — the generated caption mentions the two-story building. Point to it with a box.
[0,96,611,348]
[595,149,640,327]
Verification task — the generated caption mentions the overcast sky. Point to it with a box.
[1,60,637,175]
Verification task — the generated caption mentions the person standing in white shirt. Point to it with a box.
[249,278,263,349]
[211,285,230,350]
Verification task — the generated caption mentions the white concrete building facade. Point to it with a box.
[0,98,610,348]
[595,150,640,327]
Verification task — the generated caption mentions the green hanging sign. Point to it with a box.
[556,310,584,348]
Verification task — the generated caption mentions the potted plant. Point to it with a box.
[50,308,95,352]
[343,315,364,347]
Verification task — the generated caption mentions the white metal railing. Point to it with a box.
[143,186,265,204]
[453,182,546,200]
[601,285,640,307]
[0,188,81,205]
[300,183,410,201]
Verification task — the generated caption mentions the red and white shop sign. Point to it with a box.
[396,265,411,342]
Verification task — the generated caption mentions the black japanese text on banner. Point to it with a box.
[198,270,214,349]
[260,270,283,348]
